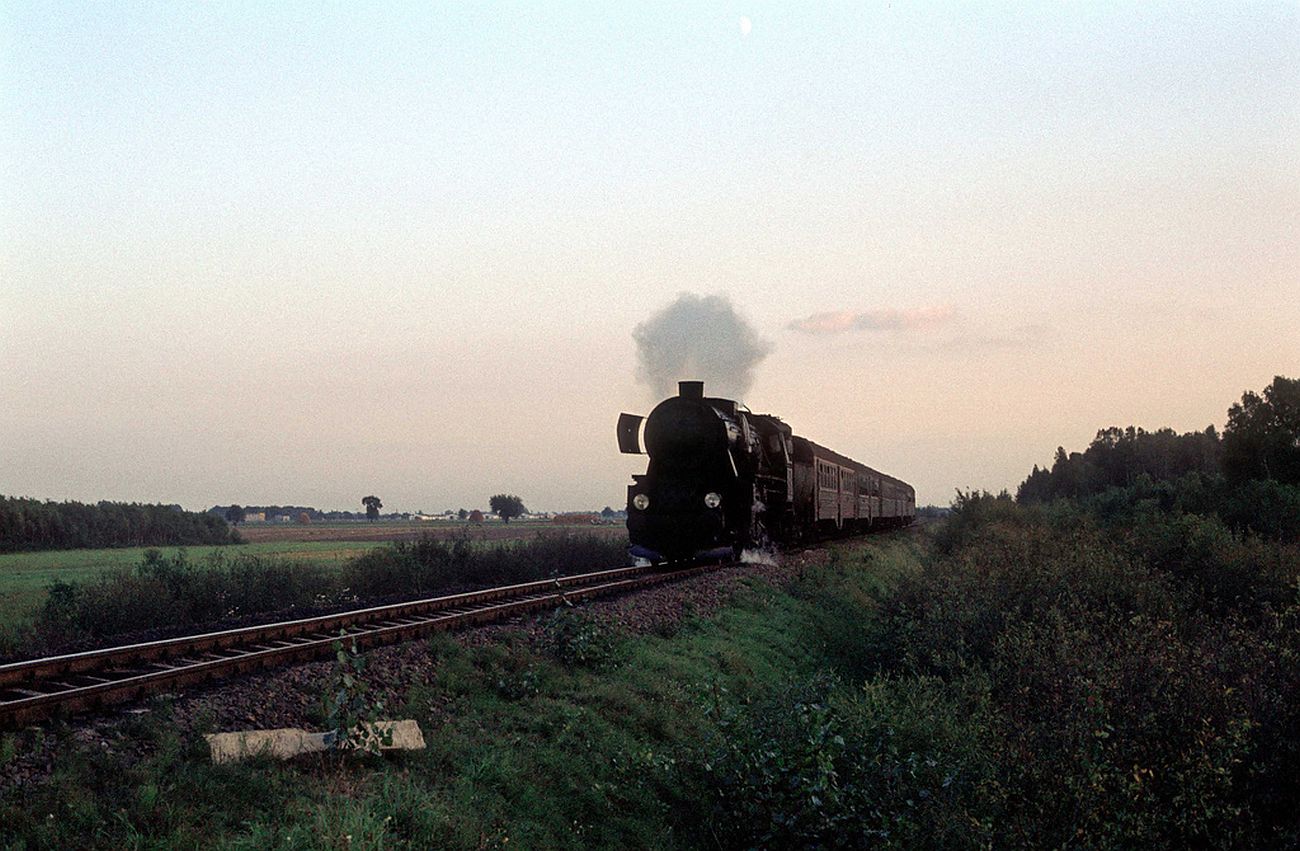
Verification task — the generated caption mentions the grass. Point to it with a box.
[0,531,628,639]
[0,532,929,850]
[0,541,384,629]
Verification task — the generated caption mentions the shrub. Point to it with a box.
[342,531,628,601]
[27,533,630,653]
[1118,510,1299,616]
[541,609,620,670]
[688,672,996,849]
[932,489,1024,555]
[1219,479,1300,541]
[876,503,1300,846]
[35,551,334,646]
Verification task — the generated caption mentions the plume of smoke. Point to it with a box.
[633,293,771,401]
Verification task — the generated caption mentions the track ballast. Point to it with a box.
[0,561,724,727]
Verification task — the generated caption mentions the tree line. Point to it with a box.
[1016,375,1300,540]
[0,496,237,553]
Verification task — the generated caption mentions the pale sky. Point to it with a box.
[2,2,1297,512]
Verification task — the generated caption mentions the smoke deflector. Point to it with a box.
[617,413,644,454]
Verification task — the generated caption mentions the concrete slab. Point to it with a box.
[205,719,425,764]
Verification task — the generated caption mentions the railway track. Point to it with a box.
[0,561,722,728]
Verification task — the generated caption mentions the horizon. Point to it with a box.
[0,386,1254,515]
[3,3,1297,513]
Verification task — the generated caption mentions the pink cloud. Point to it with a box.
[787,305,955,335]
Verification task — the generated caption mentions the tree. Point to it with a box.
[489,494,526,523]
[457,508,468,521]
[600,506,616,519]
[1223,376,1300,484]
[225,504,246,526]
[362,495,383,522]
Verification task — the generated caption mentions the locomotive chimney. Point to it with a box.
[678,380,704,400]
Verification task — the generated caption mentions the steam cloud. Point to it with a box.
[633,293,771,401]
[787,305,954,335]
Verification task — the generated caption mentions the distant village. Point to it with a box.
[206,505,627,525]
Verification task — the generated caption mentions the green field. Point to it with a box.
[0,541,384,631]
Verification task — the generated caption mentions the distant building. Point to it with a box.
[244,511,266,523]
[552,512,601,525]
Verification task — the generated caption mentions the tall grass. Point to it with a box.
[25,531,628,655]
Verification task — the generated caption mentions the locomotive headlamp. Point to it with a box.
[633,494,650,511]
[704,492,722,509]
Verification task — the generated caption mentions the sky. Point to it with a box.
[2,2,1297,513]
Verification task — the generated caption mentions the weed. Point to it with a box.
[322,631,393,755]
[541,608,621,670]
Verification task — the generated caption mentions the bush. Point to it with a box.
[541,609,620,670]
[1118,510,1299,616]
[688,672,996,849]
[342,531,628,601]
[1219,479,1300,541]
[36,550,333,646]
[875,503,1300,846]
[932,489,1024,555]
[343,534,474,599]
[28,532,630,652]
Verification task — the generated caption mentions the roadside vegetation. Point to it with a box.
[2,499,1297,847]
[0,541,378,625]
[3,532,629,659]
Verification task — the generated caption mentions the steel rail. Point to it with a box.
[0,562,720,727]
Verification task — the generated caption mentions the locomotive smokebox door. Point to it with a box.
[617,413,645,454]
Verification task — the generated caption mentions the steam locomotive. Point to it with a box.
[617,381,915,563]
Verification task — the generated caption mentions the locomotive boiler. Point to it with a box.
[617,381,915,563]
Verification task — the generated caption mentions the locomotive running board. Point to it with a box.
[617,413,645,454]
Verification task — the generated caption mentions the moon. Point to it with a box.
[739,16,752,37]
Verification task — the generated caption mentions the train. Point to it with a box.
[617,381,915,563]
